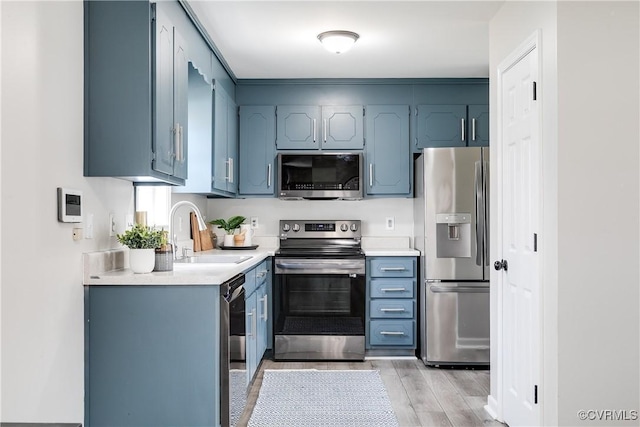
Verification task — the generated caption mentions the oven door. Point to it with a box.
[273,256,366,360]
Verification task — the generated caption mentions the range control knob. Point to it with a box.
[282,223,291,232]
[350,223,359,232]
[340,223,349,232]
[292,223,301,232]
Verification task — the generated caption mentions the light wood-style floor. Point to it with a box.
[236,358,505,427]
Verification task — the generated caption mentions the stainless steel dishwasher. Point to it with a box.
[220,273,245,427]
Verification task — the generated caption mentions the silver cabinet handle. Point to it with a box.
[225,159,230,182]
[261,295,268,321]
[380,267,406,272]
[369,163,373,187]
[228,158,234,184]
[312,119,317,143]
[323,119,327,143]
[380,288,407,292]
[461,118,466,141]
[247,310,254,337]
[472,118,477,141]
[173,123,180,159]
[380,331,405,336]
[380,308,406,312]
[267,163,272,187]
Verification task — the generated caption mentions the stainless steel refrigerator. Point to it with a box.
[414,147,490,366]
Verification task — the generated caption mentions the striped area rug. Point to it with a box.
[248,369,399,427]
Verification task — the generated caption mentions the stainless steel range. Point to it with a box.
[273,220,365,360]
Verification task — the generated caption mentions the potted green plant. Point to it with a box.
[117,223,164,273]
[209,215,246,247]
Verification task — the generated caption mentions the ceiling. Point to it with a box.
[186,1,505,80]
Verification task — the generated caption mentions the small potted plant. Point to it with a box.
[117,223,164,273]
[209,215,246,247]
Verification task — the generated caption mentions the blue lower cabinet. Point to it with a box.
[366,256,417,353]
[85,285,221,427]
[369,320,416,346]
[244,259,270,386]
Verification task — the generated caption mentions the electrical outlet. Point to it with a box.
[109,213,116,237]
[385,217,395,230]
[250,216,259,228]
[72,228,83,241]
[125,214,134,229]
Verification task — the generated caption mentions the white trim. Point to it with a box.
[493,29,544,426]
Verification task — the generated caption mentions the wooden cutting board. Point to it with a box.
[190,212,202,252]
[199,227,214,251]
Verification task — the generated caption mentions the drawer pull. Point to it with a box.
[380,308,406,313]
[381,288,407,292]
[380,331,405,336]
[380,267,407,272]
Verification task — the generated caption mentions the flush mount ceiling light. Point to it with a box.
[317,30,360,54]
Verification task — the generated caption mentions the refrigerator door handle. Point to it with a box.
[475,161,483,266]
[483,160,490,265]
[431,285,490,294]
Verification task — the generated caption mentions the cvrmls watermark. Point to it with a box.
[577,409,638,421]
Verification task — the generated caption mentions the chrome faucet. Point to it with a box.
[169,201,207,259]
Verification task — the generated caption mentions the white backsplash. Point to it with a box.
[206,197,415,245]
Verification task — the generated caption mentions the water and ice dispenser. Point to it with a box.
[435,213,471,258]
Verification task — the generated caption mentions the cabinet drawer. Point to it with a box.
[369,320,415,346]
[370,278,415,299]
[255,260,269,286]
[369,258,415,277]
[243,268,257,297]
[370,300,414,319]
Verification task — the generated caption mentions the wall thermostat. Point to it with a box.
[58,187,83,223]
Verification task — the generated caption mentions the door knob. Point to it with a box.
[494,259,508,271]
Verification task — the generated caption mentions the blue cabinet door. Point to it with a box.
[152,5,175,176]
[227,97,238,194]
[245,290,258,387]
[239,106,276,195]
[172,29,189,180]
[213,84,230,192]
[364,105,410,195]
[415,104,467,148]
[276,106,321,149]
[322,105,364,150]
[468,104,489,147]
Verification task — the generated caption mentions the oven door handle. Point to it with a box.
[275,261,364,270]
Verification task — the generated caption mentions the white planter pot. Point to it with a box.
[223,234,235,247]
[129,248,156,274]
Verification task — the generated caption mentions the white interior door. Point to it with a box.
[498,41,541,427]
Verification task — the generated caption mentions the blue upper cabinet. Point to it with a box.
[415,104,489,149]
[239,106,276,196]
[321,106,364,150]
[84,1,188,185]
[468,104,489,147]
[213,83,238,194]
[276,106,321,149]
[415,105,467,148]
[276,105,364,150]
[364,105,411,196]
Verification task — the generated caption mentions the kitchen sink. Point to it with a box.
[174,255,253,264]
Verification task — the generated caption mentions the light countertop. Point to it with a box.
[84,247,277,286]
[84,236,419,286]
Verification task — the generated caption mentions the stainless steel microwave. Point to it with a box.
[277,153,363,200]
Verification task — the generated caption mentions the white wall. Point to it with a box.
[490,1,640,426]
[556,2,639,425]
[489,2,558,423]
[205,198,414,241]
[1,1,133,422]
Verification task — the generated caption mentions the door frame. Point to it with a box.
[488,29,544,424]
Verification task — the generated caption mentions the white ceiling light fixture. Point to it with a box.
[317,30,360,54]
